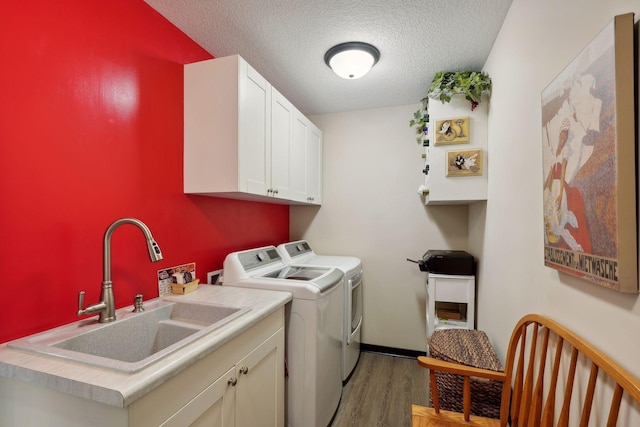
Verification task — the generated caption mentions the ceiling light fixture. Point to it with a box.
[324,42,380,80]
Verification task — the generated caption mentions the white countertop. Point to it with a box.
[0,285,291,408]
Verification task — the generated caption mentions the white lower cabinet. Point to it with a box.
[161,365,236,427]
[160,327,283,427]
[0,309,285,427]
[131,309,285,427]
[235,329,282,426]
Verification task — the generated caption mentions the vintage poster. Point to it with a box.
[541,14,636,292]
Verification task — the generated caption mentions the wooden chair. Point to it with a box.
[412,314,640,426]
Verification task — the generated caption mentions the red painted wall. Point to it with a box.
[0,0,289,343]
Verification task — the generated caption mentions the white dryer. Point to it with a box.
[277,240,362,383]
[223,246,343,427]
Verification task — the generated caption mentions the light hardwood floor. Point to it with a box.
[331,351,429,426]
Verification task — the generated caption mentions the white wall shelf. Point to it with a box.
[421,94,489,205]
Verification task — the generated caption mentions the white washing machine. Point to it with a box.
[223,246,344,427]
[277,240,362,383]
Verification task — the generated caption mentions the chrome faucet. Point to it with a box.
[77,218,163,323]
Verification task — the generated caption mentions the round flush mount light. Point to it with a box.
[324,42,380,79]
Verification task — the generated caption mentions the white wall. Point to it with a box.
[476,0,640,379]
[474,3,640,422]
[289,0,640,421]
[291,1,640,389]
[291,104,468,351]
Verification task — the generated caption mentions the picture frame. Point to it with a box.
[541,13,636,292]
[207,269,223,285]
[435,116,470,145]
[446,148,482,177]
[158,262,197,296]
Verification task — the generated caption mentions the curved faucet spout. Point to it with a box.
[77,218,163,323]
[103,218,164,284]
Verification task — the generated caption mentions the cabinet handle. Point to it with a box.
[240,366,249,375]
[228,377,237,386]
[273,189,278,195]
[267,189,273,194]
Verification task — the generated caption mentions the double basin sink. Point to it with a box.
[8,299,250,373]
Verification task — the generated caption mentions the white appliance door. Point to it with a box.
[348,271,363,344]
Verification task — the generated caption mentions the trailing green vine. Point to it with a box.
[409,98,430,144]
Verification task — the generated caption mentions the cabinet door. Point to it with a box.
[238,59,271,196]
[235,328,285,427]
[270,89,293,199]
[290,110,308,202]
[160,366,236,427]
[306,123,323,204]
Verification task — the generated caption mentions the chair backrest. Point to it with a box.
[500,314,640,426]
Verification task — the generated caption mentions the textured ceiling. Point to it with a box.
[144,0,513,115]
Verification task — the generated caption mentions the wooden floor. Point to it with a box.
[331,351,429,426]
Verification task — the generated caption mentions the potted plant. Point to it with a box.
[410,71,492,143]
[428,71,492,111]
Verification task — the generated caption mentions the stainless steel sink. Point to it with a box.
[8,300,250,373]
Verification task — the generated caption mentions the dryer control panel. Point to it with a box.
[283,240,313,258]
[238,247,282,271]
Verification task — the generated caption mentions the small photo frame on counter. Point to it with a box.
[207,269,223,285]
[158,262,198,295]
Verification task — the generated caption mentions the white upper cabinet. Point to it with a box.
[290,110,322,205]
[270,88,293,200]
[290,111,309,203]
[184,54,321,205]
[238,62,270,196]
[306,120,323,205]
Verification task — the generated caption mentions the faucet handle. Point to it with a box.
[77,291,85,316]
[132,294,145,313]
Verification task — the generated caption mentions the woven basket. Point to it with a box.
[428,329,503,419]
